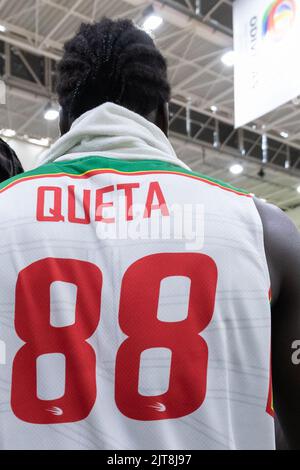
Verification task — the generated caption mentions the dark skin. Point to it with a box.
[255,198,300,450]
[60,101,300,449]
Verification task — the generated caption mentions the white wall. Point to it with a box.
[2,137,46,171]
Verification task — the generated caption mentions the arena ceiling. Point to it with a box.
[1,0,300,224]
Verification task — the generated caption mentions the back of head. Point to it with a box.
[0,138,24,183]
[56,18,170,128]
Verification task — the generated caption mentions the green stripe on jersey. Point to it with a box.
[0,155,249,195]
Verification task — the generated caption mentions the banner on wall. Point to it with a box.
[234,0,300,128]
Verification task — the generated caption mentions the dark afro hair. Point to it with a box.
[56,18,171,121]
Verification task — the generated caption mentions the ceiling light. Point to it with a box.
[280,131,289,139]
[0,25,6,33]
[221,50,235,67]
[142,15,163,32]
[1,128,16,137]
[44,103,59,121]
[297,185,300,194]
[28,137,49,147]
[230,163,244,175]
[44,109,59,121]
[210,105,218,113]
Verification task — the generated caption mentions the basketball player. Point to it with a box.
[0,138,23,183]
[0,18,299,450]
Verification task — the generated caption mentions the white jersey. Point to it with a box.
[0,155,274,450]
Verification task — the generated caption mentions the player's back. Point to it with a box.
[0,154,274,449]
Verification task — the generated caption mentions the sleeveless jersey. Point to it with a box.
[0,156,274,449]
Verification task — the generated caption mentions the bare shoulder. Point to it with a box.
[254,197,298,235]
[253,197,300,303]
[255,199,300,449]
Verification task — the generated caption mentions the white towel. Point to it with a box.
[36,102,190,170]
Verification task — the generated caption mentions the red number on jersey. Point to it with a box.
[115,253,218,420]
[11,254,217,424]
[11,258,102,424]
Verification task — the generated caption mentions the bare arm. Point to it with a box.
[254,198,300,449]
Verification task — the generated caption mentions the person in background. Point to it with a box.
[0,138,23,183]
